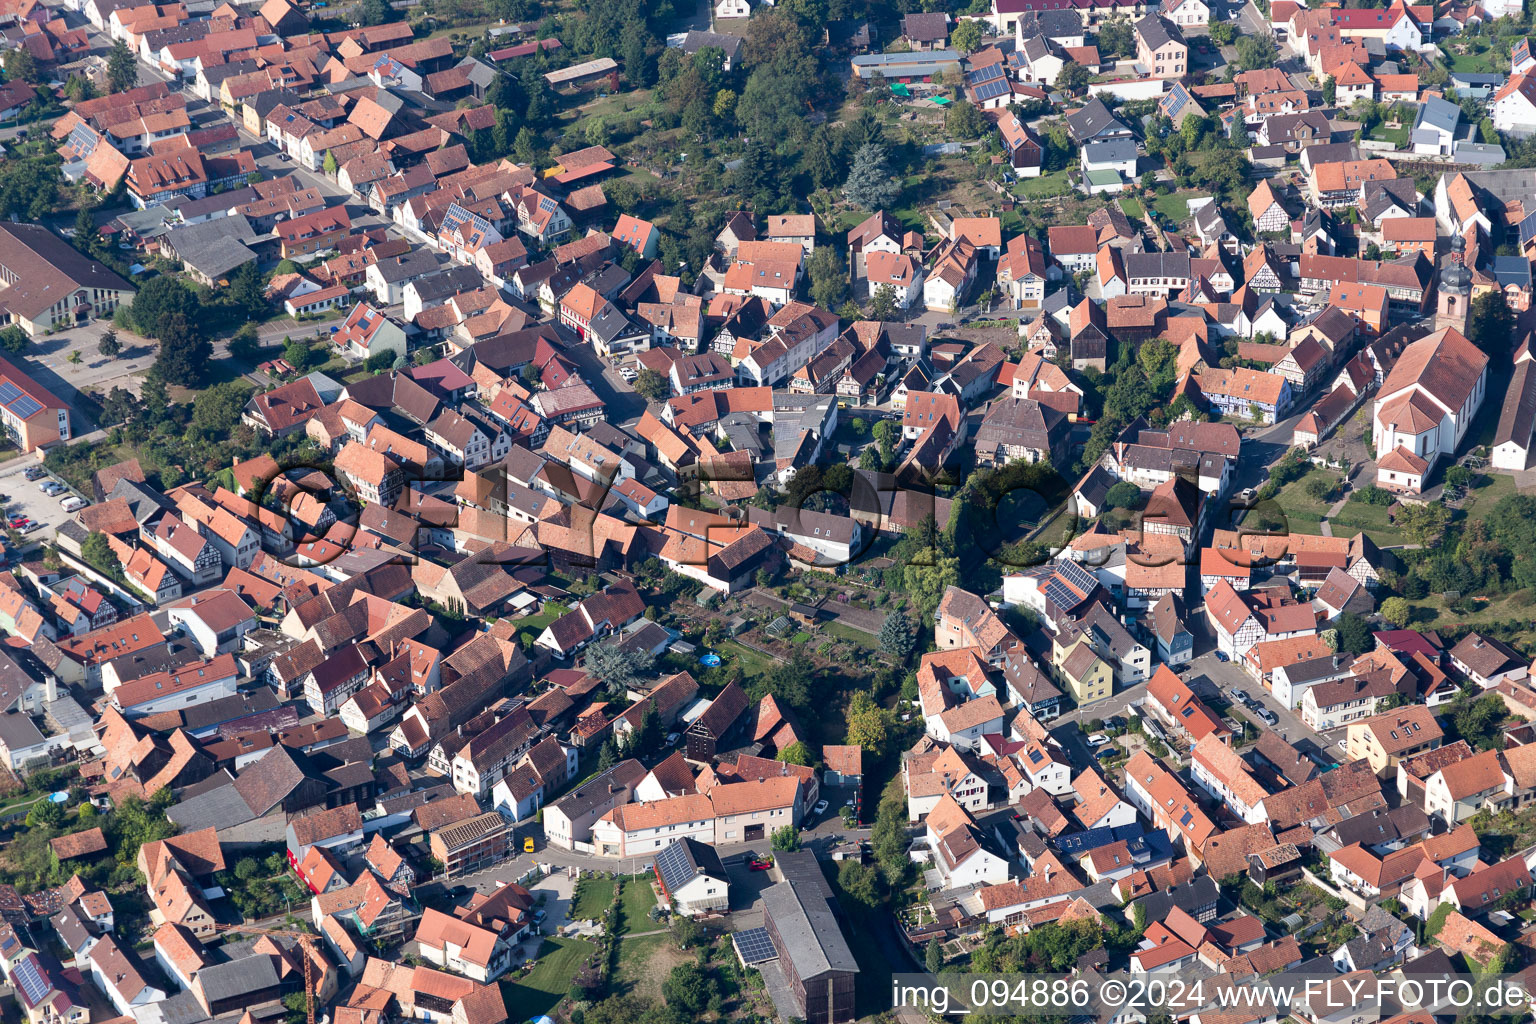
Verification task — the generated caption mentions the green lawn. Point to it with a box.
[716,640,778,679]
[1018,169,1072,198]
[500,937,595,1018]
[1329,499,1407,547]
[615,933,666,982]
[1275,468,1341,525]
[1459,473,1516,525]
[1447,47,1502,72]
[1118,195,1145,219]
[570,877,614,920]
[1369,124,1409,148]
[823,620,880,648]
[516,602,571,635]
[618,877,658,932]
[1154,192,1191,223]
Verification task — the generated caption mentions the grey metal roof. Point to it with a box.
[1083,138,1138,164]
[156,989,212,1024]
[0,710,45,752]
[194,954,281,1002]
[1494,356,1536,453]
[166,781,257,832]
[761,851,859,979]
[1066,97,1131,142]
[163,216,260,280]
[408,264,485,303]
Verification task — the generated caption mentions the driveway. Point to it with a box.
[0,463,84,547]
[1183,647,1335,757]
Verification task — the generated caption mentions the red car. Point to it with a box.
[747,857,773,871]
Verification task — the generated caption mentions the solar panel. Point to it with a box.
[1058,559,1098,593]
[973,77,1011,101]
[9,396,41,419]
[1043,580,1075,609]
[13,956,48,1008]
[654,839,693,891]
[0,382,23,405]
[733,927,778,965]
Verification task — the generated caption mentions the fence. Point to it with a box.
[1301,866,1367,912]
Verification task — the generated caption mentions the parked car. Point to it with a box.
[21,522,42,534]
[1095,747,1118,762]
[665,732,680,746]
[813,799,829,815]
[22,467,43,481]
[1256,708,1279,726]
[1231,688,1251,703]
[1087,733,1110,748]
[39,481,63,495]
[1215,651,1229,662]
[748,857,773,871]
[60,498,86,513]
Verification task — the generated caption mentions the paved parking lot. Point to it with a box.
[0,462,88,546]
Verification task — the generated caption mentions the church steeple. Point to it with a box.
[1436,229,1472,333]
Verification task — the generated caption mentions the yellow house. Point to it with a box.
[1344,704,1443,775]
[1053,634,1113,705]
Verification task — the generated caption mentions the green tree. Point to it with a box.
[25,800,61,828]
[878,611,916,659]
[1056,60,1089,94]
[1102,481,1143,511]
[322,150,339,176]
[1322,74,1336,105]
[807,246,846,311]
[870,283,898,321]
[776,741,812,766]
[1380,596,1412,628]
[512,126,541,166]
[153,315,212,386]
[107,39,138,93]
[627,702,663,757]
[1450,692,1509,751]
[1209,20,1236,44]
[837,859,882,908]
[944,99,987,139]
[228,260,268,320]
[842,143,901,210]
[597,738,619,773]
[1468,289,1515,361]
[1236,34,1278,69]
[661,962,714,1015]
[951,19,983,52]
[769,824,800,852]
[845,689,895,759]
[80,531,122,581]
[2,48,37,84]
[926,937,944,972]
[1334,612,1373,655]
[584,639,656,696]
[97,330,121,358]
[670,915,704,949]
[357,0,391,25]
[904,550,959,619]
[130,275,199,337]
[1097,17,1134,56]
[631,368,670,402]
[189,380,251,438]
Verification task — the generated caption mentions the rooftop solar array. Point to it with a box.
[13,955,49,1010]
[654,838,695,892]
[972,77,1011,101]
[732,926,778,965]
[1057,559,1097,592]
